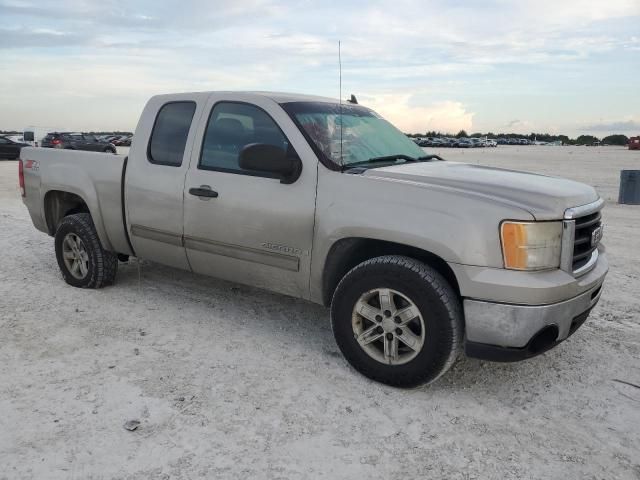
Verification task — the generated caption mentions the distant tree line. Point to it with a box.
[407,131,633,146]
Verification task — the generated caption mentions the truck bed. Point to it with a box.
[20,147,132,255]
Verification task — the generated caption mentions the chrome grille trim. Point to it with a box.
[561,198,604,277]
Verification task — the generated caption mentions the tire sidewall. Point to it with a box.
[331,258,459,387]
[54,215,99,288]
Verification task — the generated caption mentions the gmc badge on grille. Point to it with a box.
[591,225,604,247]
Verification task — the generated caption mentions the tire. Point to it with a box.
[331,255,462,388]
[104,147,116,154]
[54,213,118,288]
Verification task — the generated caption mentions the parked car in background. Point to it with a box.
[0,135,28,159]
[23,126,65,147]
[113,135,132,147]
[629,136,640,150]
[470,138,483,148]
[103,135,126,144]
[41,133,117,154]
[455,138,473,148]
[486,139,498,147]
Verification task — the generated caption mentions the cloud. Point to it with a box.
[583,119,640,132]
[361,94,474,133]
[0,0,638,131]
[504,119,533,132]
[0,26,86,48]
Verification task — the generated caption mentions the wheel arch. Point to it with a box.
[321,237,461,307]
[44,190,90,236]
[43,189,114,252]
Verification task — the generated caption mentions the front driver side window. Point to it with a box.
[199,102,290,176]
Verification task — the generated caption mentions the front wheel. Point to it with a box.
[54,213,118,288]
[331,255,462,387]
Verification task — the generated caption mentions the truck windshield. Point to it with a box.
[281,101,427,169]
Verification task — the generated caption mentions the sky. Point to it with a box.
[0,0,639,137]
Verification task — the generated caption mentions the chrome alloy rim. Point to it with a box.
[352,288,426,365]
[62,233,89,279]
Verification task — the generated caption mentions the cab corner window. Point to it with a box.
[199,102,290,176]
[148,101,196,167]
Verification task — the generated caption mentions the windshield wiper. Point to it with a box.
[344,153,444,170]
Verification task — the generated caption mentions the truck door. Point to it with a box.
[124,94,207,270]
[182,95,318,299]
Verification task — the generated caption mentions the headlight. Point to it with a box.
[500,221,562,271]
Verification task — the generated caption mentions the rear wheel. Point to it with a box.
[104,146,116,154]
[331,255,462,387]
[54,213,118,288]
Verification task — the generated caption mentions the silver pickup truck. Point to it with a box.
[20,91,608,387]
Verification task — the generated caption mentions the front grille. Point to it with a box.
[572,211,602,271]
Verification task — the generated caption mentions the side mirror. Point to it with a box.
[239,143,302,184]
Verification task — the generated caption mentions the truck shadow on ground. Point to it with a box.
[114,258,591,396]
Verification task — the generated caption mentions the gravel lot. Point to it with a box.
[1,146,639,479]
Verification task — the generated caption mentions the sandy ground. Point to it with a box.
[0,146,639,479]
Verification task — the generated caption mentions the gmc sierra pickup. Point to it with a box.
[20,91,607,387]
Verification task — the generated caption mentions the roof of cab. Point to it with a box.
[150,91,339,105]
[250,92,338,104]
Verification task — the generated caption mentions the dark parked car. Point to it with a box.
[0,135,28,159]
[454,138,473,148]
[42,133,117,154]
[112,135,132,147]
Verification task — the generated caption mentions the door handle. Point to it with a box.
[189,186,219,198]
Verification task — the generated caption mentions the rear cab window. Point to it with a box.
[148,102,197,167]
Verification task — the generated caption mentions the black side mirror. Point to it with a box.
[239,143,302,184]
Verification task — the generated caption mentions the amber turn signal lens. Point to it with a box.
[501,223,528,269]
[500,221,562,271]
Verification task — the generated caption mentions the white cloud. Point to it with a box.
[362,94,474,133]
[504,119,534,132]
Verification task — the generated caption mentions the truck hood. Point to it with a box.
[365,161,598,220]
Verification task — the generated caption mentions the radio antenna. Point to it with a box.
[339,40,343,165]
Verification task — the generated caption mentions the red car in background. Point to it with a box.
[629,136,640,150]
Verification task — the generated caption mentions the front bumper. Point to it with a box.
[462,262,607,362]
